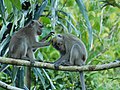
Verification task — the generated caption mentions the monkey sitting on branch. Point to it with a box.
[51,34,88,90]
[9,20,54,63]
[0,20,54,89]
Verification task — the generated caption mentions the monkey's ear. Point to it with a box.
[30,20,35,26]
[31,20,35,24]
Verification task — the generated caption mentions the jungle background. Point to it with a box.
[0,0,120,90]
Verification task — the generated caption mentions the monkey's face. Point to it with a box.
[52,34,65,52]
[31,20,43,35]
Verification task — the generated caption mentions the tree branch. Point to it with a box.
[0,80,23,90]
[0,57,120,72]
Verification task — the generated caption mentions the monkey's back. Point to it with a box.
[8,26,33,58]
[63,34,88,60]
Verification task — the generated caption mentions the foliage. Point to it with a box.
[0,0,120,90]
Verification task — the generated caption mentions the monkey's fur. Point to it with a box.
[52,34,87,90]
[0,20,53,89]
[9,20,52,62]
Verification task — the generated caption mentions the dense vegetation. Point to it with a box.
[0,0,120,90]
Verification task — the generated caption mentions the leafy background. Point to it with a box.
[0,0,120,90]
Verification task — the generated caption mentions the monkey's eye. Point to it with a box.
[39,26,42,28]
[39,24,43,28]
[31,20,34,24]
[58,34,62,38]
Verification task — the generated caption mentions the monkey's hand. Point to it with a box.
[48,31,55,37]
[54,63,60,69]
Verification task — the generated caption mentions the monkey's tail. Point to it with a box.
[26,67,31,90]
[79,71,86,90]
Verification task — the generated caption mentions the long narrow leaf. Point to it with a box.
[64,18,80,35]
[51,0,58,31]
[34,0,48,20]
[0,35,10,55]
[16,67,24,88]
[10,0,22,10]
[56,20,68,32]
[57,10,79,34]
[0,0,5,14]
[33,68,46,90]
[75,0,93,50]
[0,0,6,24]
[4,0,13,14]
[42,69,56,89]
[0,24,7,41]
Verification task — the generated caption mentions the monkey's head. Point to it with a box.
[52,34,65,52]
[30,20,43,35]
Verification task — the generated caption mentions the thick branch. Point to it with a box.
[0,81,23,90]
[0,57,120,72]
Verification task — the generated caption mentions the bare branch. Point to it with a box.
[0,57,120,72]
[0,81,23,90]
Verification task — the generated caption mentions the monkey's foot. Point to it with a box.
[30,60,35,65]
[54,63,60,69]
[49,31,55,36]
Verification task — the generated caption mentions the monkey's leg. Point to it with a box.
[32,41,51,49]
[27,48,35,64]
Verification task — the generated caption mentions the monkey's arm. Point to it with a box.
[32,40,51,49]
[40,32,54,42]
[54,54,69,69]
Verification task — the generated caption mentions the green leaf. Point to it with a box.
[0,35,10,55]
[0,24,7,41]
[4,0,13,14]
[75,0,93,50]
[0,0,6,24]
[10,0,22,10]
[33,68,46,90]
[42,69,56,89]
[40,17,51,24]
[0,0,5,15]
[56,20,68,32]
[15,68,24,88]
[34,0,48,20]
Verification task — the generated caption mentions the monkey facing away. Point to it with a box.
[51,34,87,90]
[1,20,53,89]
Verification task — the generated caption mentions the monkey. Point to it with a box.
[9,20,53,61]
[0,20,54,89]
[9,20,54,62]
[51,34,87,90]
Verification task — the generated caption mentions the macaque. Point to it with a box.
[9,20,53,62]
[0,20,53,89]
[51,34,87,90]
